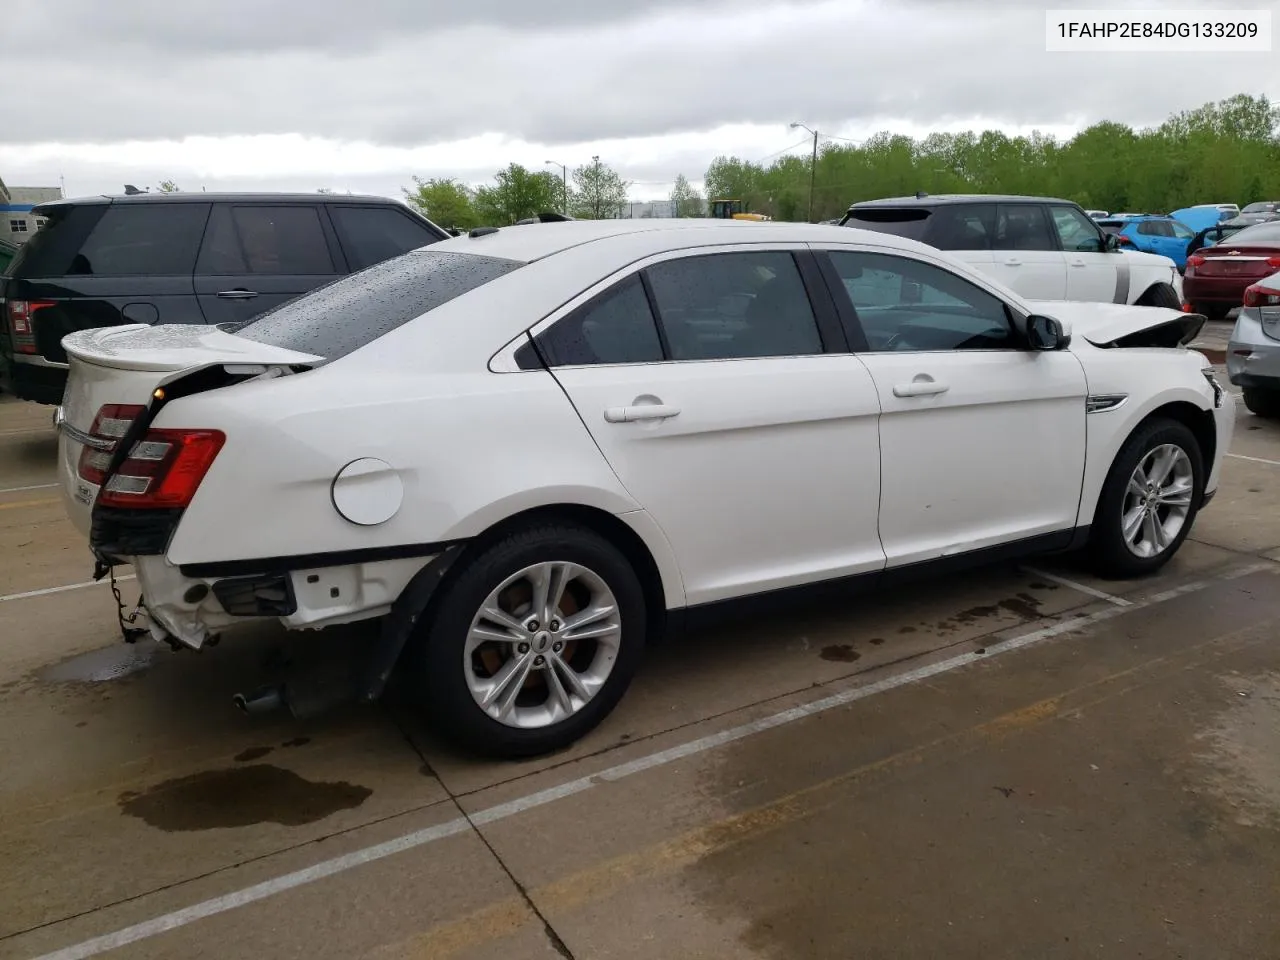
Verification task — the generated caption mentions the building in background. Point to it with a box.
[0,176,63,244]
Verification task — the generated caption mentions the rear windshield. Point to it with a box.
[1219,222,1280,245]
[1241,202,1279,214]
[233,249,521,359]
[840,208,930,242]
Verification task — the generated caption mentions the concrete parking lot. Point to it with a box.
[3,338,1280,959]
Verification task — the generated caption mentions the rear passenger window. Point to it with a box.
[994,205,1057,251]
[537,275,663,366]
[68,204,210,276]
[925,204,995,250]
[330,205,443,271]
[646,251,822,360]
[196,205,334,275]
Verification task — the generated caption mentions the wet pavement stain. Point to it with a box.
[41,644,155,684]
[282,736,312,748]
[820,644,861,663]
[869,637,886,645]
[118,764,371,831]
[235,746,273,762]
[897,626,916,634]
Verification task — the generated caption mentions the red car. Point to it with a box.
[1183,221,1280,320]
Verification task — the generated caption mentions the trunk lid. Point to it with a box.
[1195,246,1280,278]
[57,323,321,536]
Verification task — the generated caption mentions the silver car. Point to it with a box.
[1227,269,1280,418]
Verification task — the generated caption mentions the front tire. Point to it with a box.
[1088,418,1203,579]
[414,523,646,758]
[1242,387,1280,419]
[1137,283,1182,310]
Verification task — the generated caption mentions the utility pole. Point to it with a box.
[790,122,820,222]
[544,160,568,215]
[592,155,601,219]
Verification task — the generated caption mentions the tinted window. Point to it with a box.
[233,250,520,359]
[537,275,662,366]
[1242,202,1279,214]
[67,203,209,276]
[196,205,333,275]
[1226,222,1280,244]
[5,204,106,277]
[994,204,1056,251]
[828,250,1014,352]
[1170,220,1195,240]
[842,208,930,241]
[924,204,994,250]
[646,251,822,360]
[1049,205,1104,252]
[330,205,443,271]
[1136,221,1164,236]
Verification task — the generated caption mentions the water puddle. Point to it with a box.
[119,764,372,831]
[41,643,156,683]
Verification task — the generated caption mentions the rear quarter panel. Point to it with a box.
[160,362,688,607]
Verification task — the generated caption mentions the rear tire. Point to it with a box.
[1137,283,1182,310]
[413,522,646,758]
[1243,387,1280,419]
[1088,418,1203,579]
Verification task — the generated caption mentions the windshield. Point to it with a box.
[1242,202,1279,214]
[233,248,521,359]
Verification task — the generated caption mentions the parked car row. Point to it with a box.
[1,193,449,403]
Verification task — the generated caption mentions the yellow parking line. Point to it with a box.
[0,497,61,511]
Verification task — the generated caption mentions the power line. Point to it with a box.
[754,137,814,164]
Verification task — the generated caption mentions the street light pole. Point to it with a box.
[545,160,568,215]
[790,122,819,223]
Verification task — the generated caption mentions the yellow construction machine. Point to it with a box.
[709,199,771,221]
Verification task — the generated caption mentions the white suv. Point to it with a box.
[841,195,1183,310]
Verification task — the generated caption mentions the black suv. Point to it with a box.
[1,193,449,404]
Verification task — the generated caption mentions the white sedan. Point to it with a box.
[55,219,1233,757]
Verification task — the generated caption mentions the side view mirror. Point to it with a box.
[1026,314,1070,351]
[1104,234,1121,252]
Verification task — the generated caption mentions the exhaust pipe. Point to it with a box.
[233,685,284,716]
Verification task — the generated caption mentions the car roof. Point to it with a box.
[428,218,928,264]
[849,194,1075,209]
[34,192,404,210]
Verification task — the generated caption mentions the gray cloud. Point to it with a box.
[5,0,1279,149]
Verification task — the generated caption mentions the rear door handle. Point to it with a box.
[1003,258,1022,267]
[216,289,259,300]
[603,404,681,423]
[893,379,950,398]
[1069,258,1088,267]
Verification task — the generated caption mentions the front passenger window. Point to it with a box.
[1049,205,1105,252]
[828,251,1015,352]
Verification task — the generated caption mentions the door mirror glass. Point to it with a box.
[1104,233,1121,252]
[1026,314,1069,351]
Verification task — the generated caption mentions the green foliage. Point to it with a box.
[570,157,630,219]
[156,179,180,193]
[704,94,1280,221]
[404,176,479,229]
[669,173,703,217]
[473,165,562,225]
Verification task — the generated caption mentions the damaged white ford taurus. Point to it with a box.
[55,219,1232,757]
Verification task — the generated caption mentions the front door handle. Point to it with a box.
[1003,258,1023,267]
[216,289,259,300]
[1069,258,1088,267]
[603,404,681,423]
[893,377,950,398]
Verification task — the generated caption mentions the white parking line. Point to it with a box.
[27,561,1273,960]
[1020,566,1132,607]
[1228,452,1280,467]
[0,576,134,605]
[0,483,58,495]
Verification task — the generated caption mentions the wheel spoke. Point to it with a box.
[544,659,574,716]
[561,601,616,633]
[480,604,528,635]
[1141,511,1161,554]
[482,653,534,718]
[1122,505,1146,543]
[552,653,592,702]
[469,623,526,646]
[1152,515,1171,550]
[1157,492,1192,508]
[545,562,575,621]
[1126,475,1147,499]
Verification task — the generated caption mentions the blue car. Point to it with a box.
[1096,215,1198,269]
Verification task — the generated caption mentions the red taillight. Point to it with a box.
[1267,256,1280,269]
[1116,235,1134,246]
[1187,254,1206,267]
[1243,284,1280,309]
[97,428,225,509]
[77,404,146,484]
[5,300,55,355]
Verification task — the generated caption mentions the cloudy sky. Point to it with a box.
[2,0,1277,202]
